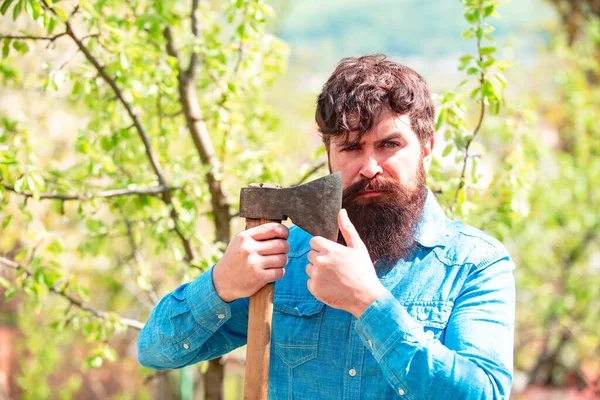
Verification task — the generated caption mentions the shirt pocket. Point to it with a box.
[404,301,453,342]
[272,298,325,368]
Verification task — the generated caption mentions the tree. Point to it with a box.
[0,0,292,397]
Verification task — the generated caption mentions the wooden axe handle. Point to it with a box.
[243,217,281,400]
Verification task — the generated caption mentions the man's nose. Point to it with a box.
[359,155,383,179]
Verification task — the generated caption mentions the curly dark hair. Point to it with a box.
[315,54,435,149]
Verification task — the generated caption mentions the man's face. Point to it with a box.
[328,109,433,195]
[326,109,435,263]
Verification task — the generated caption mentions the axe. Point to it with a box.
[238,171,342,400]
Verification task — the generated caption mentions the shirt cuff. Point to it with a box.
[355,290,426,361]
[184,266,232,333]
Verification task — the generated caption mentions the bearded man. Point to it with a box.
[138,54,515,399]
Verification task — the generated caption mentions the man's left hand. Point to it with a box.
[306,209,387,318]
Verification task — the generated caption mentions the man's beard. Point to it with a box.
[339,165,427,264]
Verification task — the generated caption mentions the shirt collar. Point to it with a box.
[414,187,449,248]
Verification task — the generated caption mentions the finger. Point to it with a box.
[248,223,289,241]
[307,250,318,265]
[260,254,288,269]
[338,209,367,250]
[305,263,314,277]
[257,239,290,256]
[262,267,285,283]
[309,236,329,252]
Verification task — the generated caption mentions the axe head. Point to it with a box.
[239,172,342,241]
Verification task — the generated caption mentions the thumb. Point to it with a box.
[338,209,367,251]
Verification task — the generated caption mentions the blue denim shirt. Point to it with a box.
[138,189,515,399]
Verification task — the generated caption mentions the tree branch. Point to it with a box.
[2,183,178,201]
[164,26,231,244]
[0,32,67,42]
[0,256,144,330]
[187,0,200,74]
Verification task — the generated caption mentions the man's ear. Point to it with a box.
[422,136,435,172]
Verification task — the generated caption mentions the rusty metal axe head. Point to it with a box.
[239,172,342,241]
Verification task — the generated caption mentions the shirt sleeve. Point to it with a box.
[137,266,249,370]
[354,253,515,399]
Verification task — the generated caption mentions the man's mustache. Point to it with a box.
[343,177,401,200]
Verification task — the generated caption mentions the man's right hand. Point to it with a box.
[212,223,290,303]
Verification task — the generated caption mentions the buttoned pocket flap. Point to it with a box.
[273,299,325,316]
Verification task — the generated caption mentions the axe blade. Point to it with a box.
[284,172,342,241]
[239,172,342,241]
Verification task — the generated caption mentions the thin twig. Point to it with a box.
[0,256,144,330]
[2,183,179,201]
[0,32,67,42]
[123,216,159,305]
[294,160,327,186]
[451,3,487,211]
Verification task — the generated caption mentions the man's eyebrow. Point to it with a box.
[334,132,404,148]
[375,133,404,145]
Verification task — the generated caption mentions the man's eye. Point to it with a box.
[383,141,399,148]
[343,144,360,151]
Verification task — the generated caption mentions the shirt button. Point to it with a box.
[183,343,189,349]
[217,313,225,319]
[398,388,405,396]
[348,369,357,377]
[418,312,428,321]
[367,340,373,348]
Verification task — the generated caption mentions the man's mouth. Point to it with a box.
[359,191,382,197]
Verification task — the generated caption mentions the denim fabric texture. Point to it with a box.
[138,188,515,399]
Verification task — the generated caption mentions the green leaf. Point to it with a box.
[14,248,28,262]
[14,177,25,192]
[2,214,11,228]
[0,0,14,15]
[2,38,11,58]
[46,238,64,254]
[464,8,479,23]
[476,27,483,40]
[87,355,103,369]
[5,286,18,301]
[436,109,445,131]
[76,285,90,302]
[12,0,22,20]
[461,29,475,39]
[26,174,36,192]
[53,5,67,22]
[480,47,496,56]
[29,0,40,19]
[0,276,10,289]
[442,144,453,157]
[119,52,129,69]
[47,17,56,34]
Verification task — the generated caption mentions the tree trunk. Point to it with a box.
[204,358,225,400]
